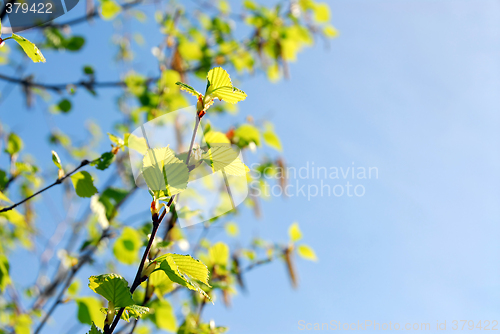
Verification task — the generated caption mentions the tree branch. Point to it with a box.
[0,159,93,213]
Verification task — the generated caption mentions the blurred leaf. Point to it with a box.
[324,25,339,38]
[0,255,11,292]
[297,244,317,261]
[201,144,248,176]
[57,98,72,113]
[101,0,122,20]
[263,125,282,151]
[234,124,260,146]
[209,242,229,267]
[313,3,330,23]
[91,152,115,171]
[204,131,230,145]
[76,296,105,326]
[148,299,176,331]
[71,171,98,198]
[66,36,86,51]
[11,34,46,63]
[288,222,302,243]
[113,227,142,265]
[5,132,23,155]
[225,222,239,237]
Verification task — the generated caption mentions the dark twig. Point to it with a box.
[0,159,93,213]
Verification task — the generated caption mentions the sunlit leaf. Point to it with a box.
[51,150,62,169]
[209,242,229,267]
[205,67,247,104]
[100,0,122,20]
[88,274,135,307]
[76,296,105,326]
[11,34,46,63]
[142,147,189,196]
[176,82,201,97]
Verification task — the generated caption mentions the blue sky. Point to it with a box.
[1,0,500,333]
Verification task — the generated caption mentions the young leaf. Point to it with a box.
[205,67,247,104]
[201,144,249,176]
[142,147,189,196]
[11,34,46,63]
[71,171,98,198]
[88,274,135,308]
[288,222,302,243]
[176,82,201,97]
[51,150,62,169]
[154,254,211,300]
[297,244,317,261]
[234,124,260,146]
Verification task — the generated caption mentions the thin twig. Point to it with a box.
[0,159,93,213]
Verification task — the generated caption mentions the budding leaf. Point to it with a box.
[71,171,98,198]
[11,34,46,63]
[88,274,135,308]
[51,150,62,169]
[176,82,201,97]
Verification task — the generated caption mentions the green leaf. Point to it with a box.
[11,34,46,63]
[57,98,72,113]
[65,36,85,51]
[234,124,260,147]
[87,322,103,334]
[297,244,317,261]
[142,147,189,196]
[88,274,135,308]
[0,255,11,292]
[147,299,176,331]
[100,0,122,20]
[71,171,98,198]
[107,133,124,147]
[98,187,129,219]
[14,314,31,334]
[205,67,247,104]
[209,242,229,267]
[176,82,201,97]
[288,222,302,243]
[51,150,62,169]
[91,152,115,171]
[113,227,142,265]
[5,132,23,155]
[155,254,211,300]
[76,296,105,326]
[263,123,282,151]
[84,66,95,75]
